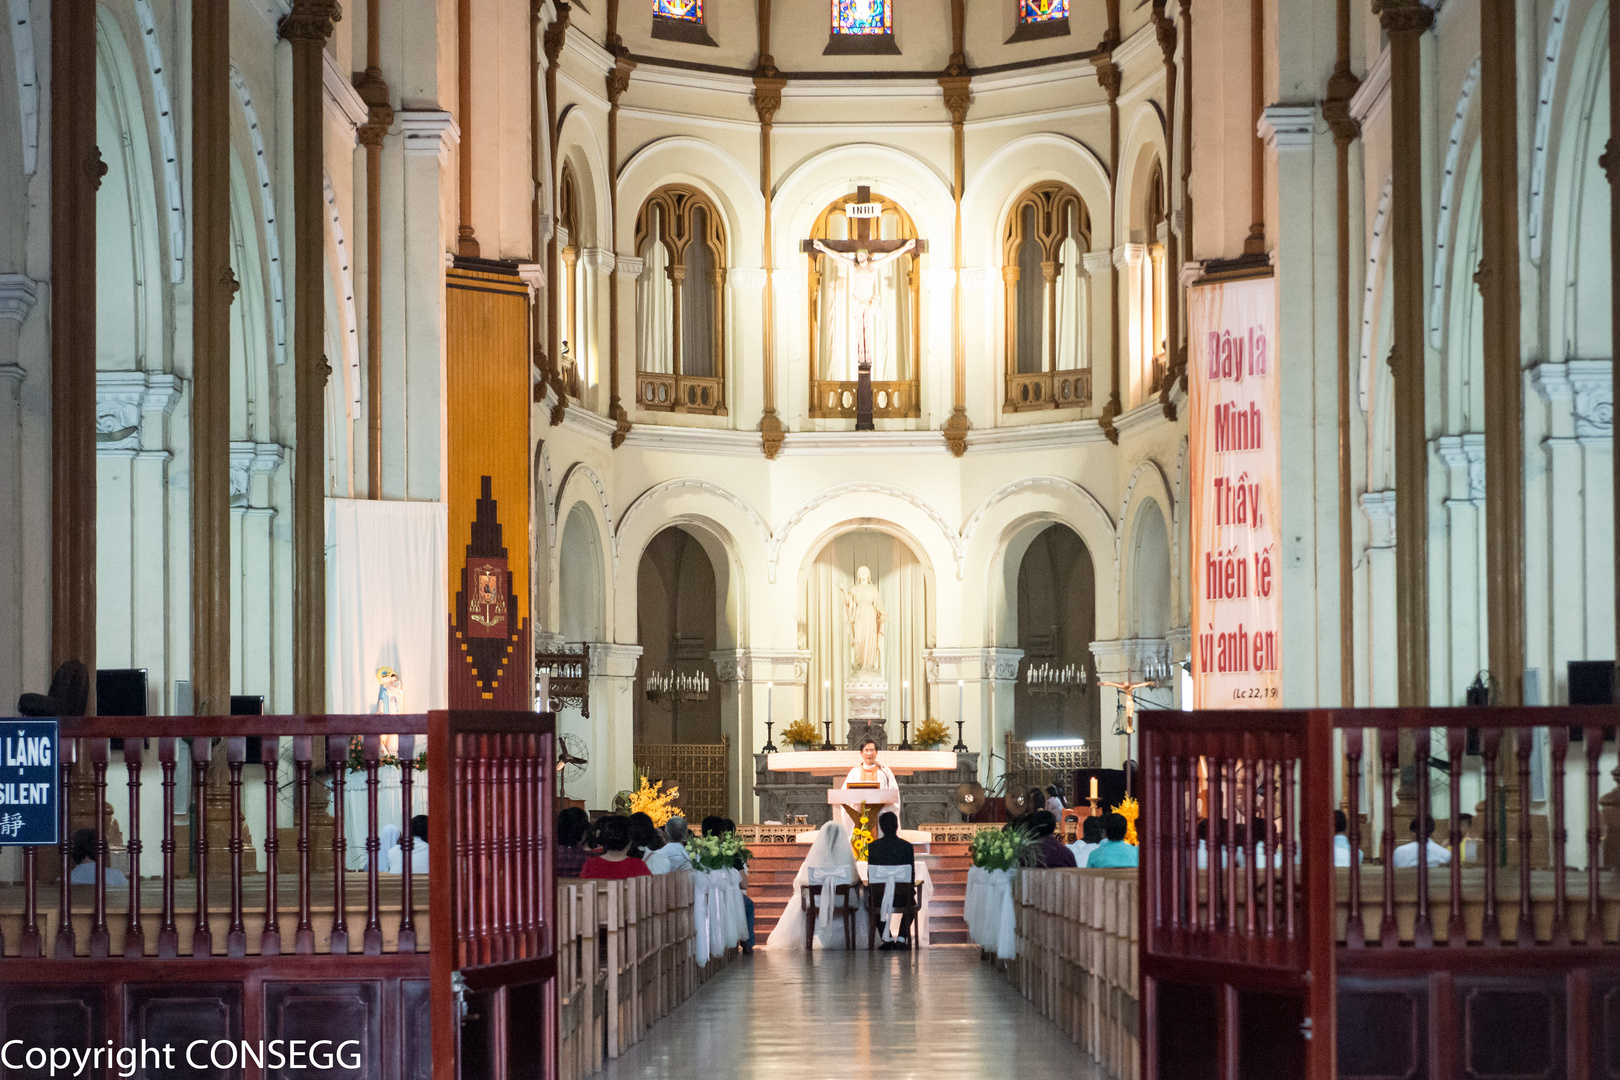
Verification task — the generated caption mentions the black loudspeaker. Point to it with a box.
[230,695,265,761]
[96,669,148,716]
[1567,660,1615,742]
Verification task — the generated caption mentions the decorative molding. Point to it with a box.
[1082,251,1113,274]
[230,66,288,365]
[396,109,460,158]
[559,400,619,441]
[8,0,37,176]
[323,51,369,146]
[0,363,25,400]
[615,255,644,277]
[1116,457,1173,571]
[1115,399,1169,439]
[1257,104,1317,149]
[958,267,993,290]
[1113,242,1145,269]
[322,175,362,409]
[745,649,812,685]
[923,647,1024,682]
[1528,0,1573,263]
[778,431,951,457]
[1433,432,1486,504]
[1532,359,1613,439]
[1349,45,1391,126]
[728,268,767,291]
[555,460,616,563]
[961,475,1115,561]
[586,642,643,679]
[1358,176,1394,410]
[1360,489,1397,548]
[132,0,186,283]
[615,477,772,558]
[965,417,1111,451]
[515,262,545,295]
[1091,636,1169,675]
[229,440,285,503]
[1429,59,1480,348]
[0,273,38,323]
[578,246,616,273]
[770,482,965,583]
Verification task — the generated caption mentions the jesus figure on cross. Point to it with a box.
[811,238,918,370]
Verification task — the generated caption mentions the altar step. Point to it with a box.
[745,841,973,946]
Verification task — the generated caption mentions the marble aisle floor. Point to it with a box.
[601,948,1107,1080]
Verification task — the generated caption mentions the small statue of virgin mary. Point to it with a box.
[373,667,404,715]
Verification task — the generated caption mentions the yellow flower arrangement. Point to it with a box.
[912,717,952,750]
[780,717,820,748]
[628,776,681,827]
[851,805,875,861]
[1113,795,1140,845]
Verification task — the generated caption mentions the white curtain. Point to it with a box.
[1055,236,1088,371]
[800,530,930,735]
[326,498,448,714]
[327,499,445,869]
[637,234,674,375]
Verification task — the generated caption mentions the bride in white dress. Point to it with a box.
[764,820,871,950]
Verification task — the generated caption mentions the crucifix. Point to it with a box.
[802,187,927,430]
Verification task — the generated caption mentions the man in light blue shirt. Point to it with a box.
[1086,813,1139,868]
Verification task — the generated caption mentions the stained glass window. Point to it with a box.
[1020,0,1068,22]
[833,0,891,35]
[654,0,702,21]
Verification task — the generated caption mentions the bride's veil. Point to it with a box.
[763,820,864,950]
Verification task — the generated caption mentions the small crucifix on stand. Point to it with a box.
[802,187,926,431]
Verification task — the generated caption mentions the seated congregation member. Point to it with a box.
[1086,813,1139,868]
[387,815,430,874]
[555,806,591,878]
[1068,814,1104,867]
[1044,785,1065,818]
[1333,810,1363,867]
[645,816,692,874]
[68,828,127,886]
[722,817,756,954]
[579,815,651,880]
[1392,816,1451,868]
[1026,810,1077,868]
[865,812,917,948]
[628,812,664,860]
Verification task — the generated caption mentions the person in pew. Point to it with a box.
[387,815,430,874]
[629,812,664,861]
[1450,813,1480,863]
[580,815,651,880]
[1333,810,1363,867]
[866,811,917,949]
[645,816,692,874]
[1025,810,1078,868]
[1392,815,1451,868]
[556,806,592,878]
[721,817,756,954]
[1068,814,1104,867]
[1086,813,1139,868]
[68,829,127,886]
[1044,785,1065,818]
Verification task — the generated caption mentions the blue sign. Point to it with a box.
[0,720,58,845]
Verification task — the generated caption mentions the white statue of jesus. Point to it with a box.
[838,565,885,676]
[812,239,917,371]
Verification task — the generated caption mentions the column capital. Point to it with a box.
[1258,104,1317,151]
[587,642,643,678]
[1372,0,1434,34]
[396,110,461,159]
[279,0,342,43]
[923,647,1023,683]
[0,274,39,323]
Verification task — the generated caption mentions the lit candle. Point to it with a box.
[825,679,831,724]
[957,679,964,725]
[767,681,774,726]
[902,679,909,728]
[1090,776,1099,801]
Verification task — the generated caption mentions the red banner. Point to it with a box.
[1188,276,1281,708]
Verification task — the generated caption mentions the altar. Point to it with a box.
[755,749,977,828]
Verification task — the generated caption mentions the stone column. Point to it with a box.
[1374,0,1434,706]
[281,1,341,714]
[587,643,643,810]
[0,277,37,707]
[924,647,1022,768]
[193,0,234,716]
[1097,56,1123,443]
[606,59,634,446]
[940,1,970,457]
[1083,252,1113,408]
[1479,0,1525,705]
[51,0,99,702]
[1360,491,1398,705]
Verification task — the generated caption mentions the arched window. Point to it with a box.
[1142,161,1168,395]
[558,165,583,398]
[634,186,727,415]
[1003,182,1091,411]
[806,190,922,419]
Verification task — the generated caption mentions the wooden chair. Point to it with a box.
[801,867,859,949]
[864,864,921,950]
[1060,808,1086,843]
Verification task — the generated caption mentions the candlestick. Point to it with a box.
[821,718,835,751]
[952,719,968,753]
[824,679,831,729]
[899,719,912,751]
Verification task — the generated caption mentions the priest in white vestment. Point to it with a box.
[842,738,901,829]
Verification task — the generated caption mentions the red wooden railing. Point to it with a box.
[1141,705,1620,1080]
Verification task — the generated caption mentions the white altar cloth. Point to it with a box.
[766,750,958,776]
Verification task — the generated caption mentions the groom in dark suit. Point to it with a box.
[866,812,917,948]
